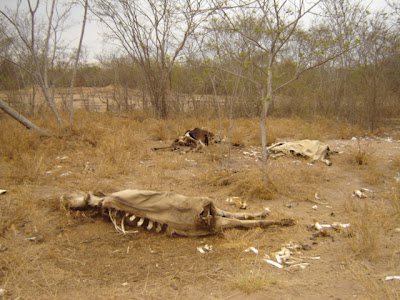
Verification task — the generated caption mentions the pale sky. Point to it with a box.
[0,0,392,63]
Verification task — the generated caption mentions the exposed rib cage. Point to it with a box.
[107,209,168,234]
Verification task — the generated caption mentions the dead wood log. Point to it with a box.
[0,98,51,136]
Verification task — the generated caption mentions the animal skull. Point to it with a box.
[61,189,294,237]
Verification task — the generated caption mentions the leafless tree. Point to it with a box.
[0,0,87,129]
[67,0,88,127]
[207,0,366,183]
[91,0,214,118]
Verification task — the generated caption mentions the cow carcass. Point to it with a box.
[152,128,221,152]
[267,140,334,166]
[61,189,295,237]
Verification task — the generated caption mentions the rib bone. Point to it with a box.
[137,217,145,227]
[147,221,154,231]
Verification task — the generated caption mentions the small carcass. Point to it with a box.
[153,128,221,152]
[267,140,334,166]
[61,189,295,237]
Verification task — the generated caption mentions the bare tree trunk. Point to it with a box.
[67,0,88,127]
[0,99,50,136]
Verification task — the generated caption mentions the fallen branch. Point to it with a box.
[0,98,51,136]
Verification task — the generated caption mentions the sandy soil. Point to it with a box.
[0,134,399,299]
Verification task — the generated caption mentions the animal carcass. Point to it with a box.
[267,140,334,165]
[153,128,221,152]
[61,189,294,237]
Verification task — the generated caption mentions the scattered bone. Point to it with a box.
[25,234,44,243]
[288,263,310,270]
[352,190,367,198]
[306,256,321,260]
[0,189,6,195]
[385,276,400,281]
[312,205,318,210]
[225,196,247,209]
[264,259,283,269]
[274,247,291,264]
[314,222,350,231]
[197,244,213,254]
[244,247,259,255]
[121,282,128,286]
[60,171,73,177]
[129,215,136,222]
[56,155,69,160]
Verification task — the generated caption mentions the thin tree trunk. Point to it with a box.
[67,0,88,127]
[41,0,63,125]
[260,61,273,184]
[0,99,51,136]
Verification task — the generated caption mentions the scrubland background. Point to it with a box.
[1,0,400,299]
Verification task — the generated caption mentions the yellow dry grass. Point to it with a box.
[0,109,399,299]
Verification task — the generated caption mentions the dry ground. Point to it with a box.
[0,111,399,299]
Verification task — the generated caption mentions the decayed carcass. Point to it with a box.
[152,128,221,152]
[61,189,294,237]
[267,140,334,166]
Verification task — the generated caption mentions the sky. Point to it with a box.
[0,0,393,64]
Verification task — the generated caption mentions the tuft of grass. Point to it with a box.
[231,169,276,200]
[345,201,394,261]
[233,272,276,294]
[202,168,275,200]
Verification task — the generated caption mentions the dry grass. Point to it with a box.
[1,109,399,299]
[201,168,276,200]
[232,271,276,294]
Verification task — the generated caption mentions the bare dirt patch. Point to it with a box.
[0,113,399,299]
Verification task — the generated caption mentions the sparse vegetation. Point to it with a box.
[1,0,399,298]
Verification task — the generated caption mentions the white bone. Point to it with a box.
[129,215,136,222]
[156,223,163,233]
[120,215,126,233]
[385,276,400,281]
[147,221,154,230]
[244,247,258,254]
[137,217,145,227]
[109,210,123,234]
[264,259,283,269]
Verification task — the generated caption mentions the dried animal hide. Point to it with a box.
[61,189,294,237]
[267,140,333,166]
[152,128,221,152]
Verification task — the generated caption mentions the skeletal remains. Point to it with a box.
[268,140,334,166]
[152,128,222,152]
[61,189,295,237]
